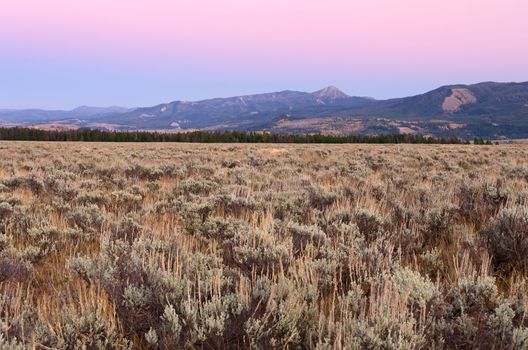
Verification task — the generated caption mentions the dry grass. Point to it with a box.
[1,141,528,349]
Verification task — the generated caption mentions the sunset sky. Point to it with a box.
[1,0,527,109]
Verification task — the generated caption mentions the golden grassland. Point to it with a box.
[1,142,528,349]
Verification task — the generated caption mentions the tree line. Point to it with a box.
[0,127,487,144]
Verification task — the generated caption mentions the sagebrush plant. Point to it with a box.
[0,141,528,349]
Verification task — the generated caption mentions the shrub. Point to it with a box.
[145,181,161,192]
[24,225,60,262]
[457,180,509,229]
[110,191,143,213]
[221,159,241,168]
[179,179,219,196]
[307,185,340,210]
[195,217,245,242]
[0,234,10,253]
[151,198,181,215]
[67,204,106,233]
[56,183,79,201]
[484,180,509,207]
[481,206,528,271]
[354,208,386,241]
[488,301,516,347]
[214,192,261,218]
[244,278,318,349]
[418,248,445,279]
[63,227,92,244]
[34,307,130,349]
[2,174,44,194]
[76,191,107,207]
[125,164,164,181]
[69,236,247,348]
[180,200,216,234]
[111,214,143,242]
[0,202,13,223]
[0,256,32,282]
[272,192,310,221]
[392,266,438,308]
[422,204,457,247]
[0,334,26,350]
[512,328,528,349]
[442,275,500,348]
[233,229,290,273]
[287,222,327,253]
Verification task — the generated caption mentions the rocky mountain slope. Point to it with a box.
[2,82,528,139]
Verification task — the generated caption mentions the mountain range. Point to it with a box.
[2,81,528,139]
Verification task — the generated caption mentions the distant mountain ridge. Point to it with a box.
[2,82,528,139]
[71,106,132,116]
[106,86,371,130]
[0,106,133,123]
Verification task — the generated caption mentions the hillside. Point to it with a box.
[100,87,371,130]
[2,82,528,139]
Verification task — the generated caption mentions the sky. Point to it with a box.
[1,0,527,109]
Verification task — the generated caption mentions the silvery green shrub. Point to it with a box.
[76,190,107,207]
[287,222,327,254]
[232,229,289,274]
[354,208,386,241]
[481,206,528,271]
[392,266,438,308]
[67,204,105,233]
[24,225,60,262]
[307,185,340,210]
[110,190,143,213]
[422,204,457,247]
[179,179,219,196]
[34,308,130,350]
[0,202,13,223]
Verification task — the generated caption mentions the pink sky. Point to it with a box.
[1,0,527,108]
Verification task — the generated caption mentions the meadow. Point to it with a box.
[1,141,528,349]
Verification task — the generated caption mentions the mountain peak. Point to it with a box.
[312,86,349,99]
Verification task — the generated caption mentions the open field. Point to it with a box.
[1,142,528,349]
